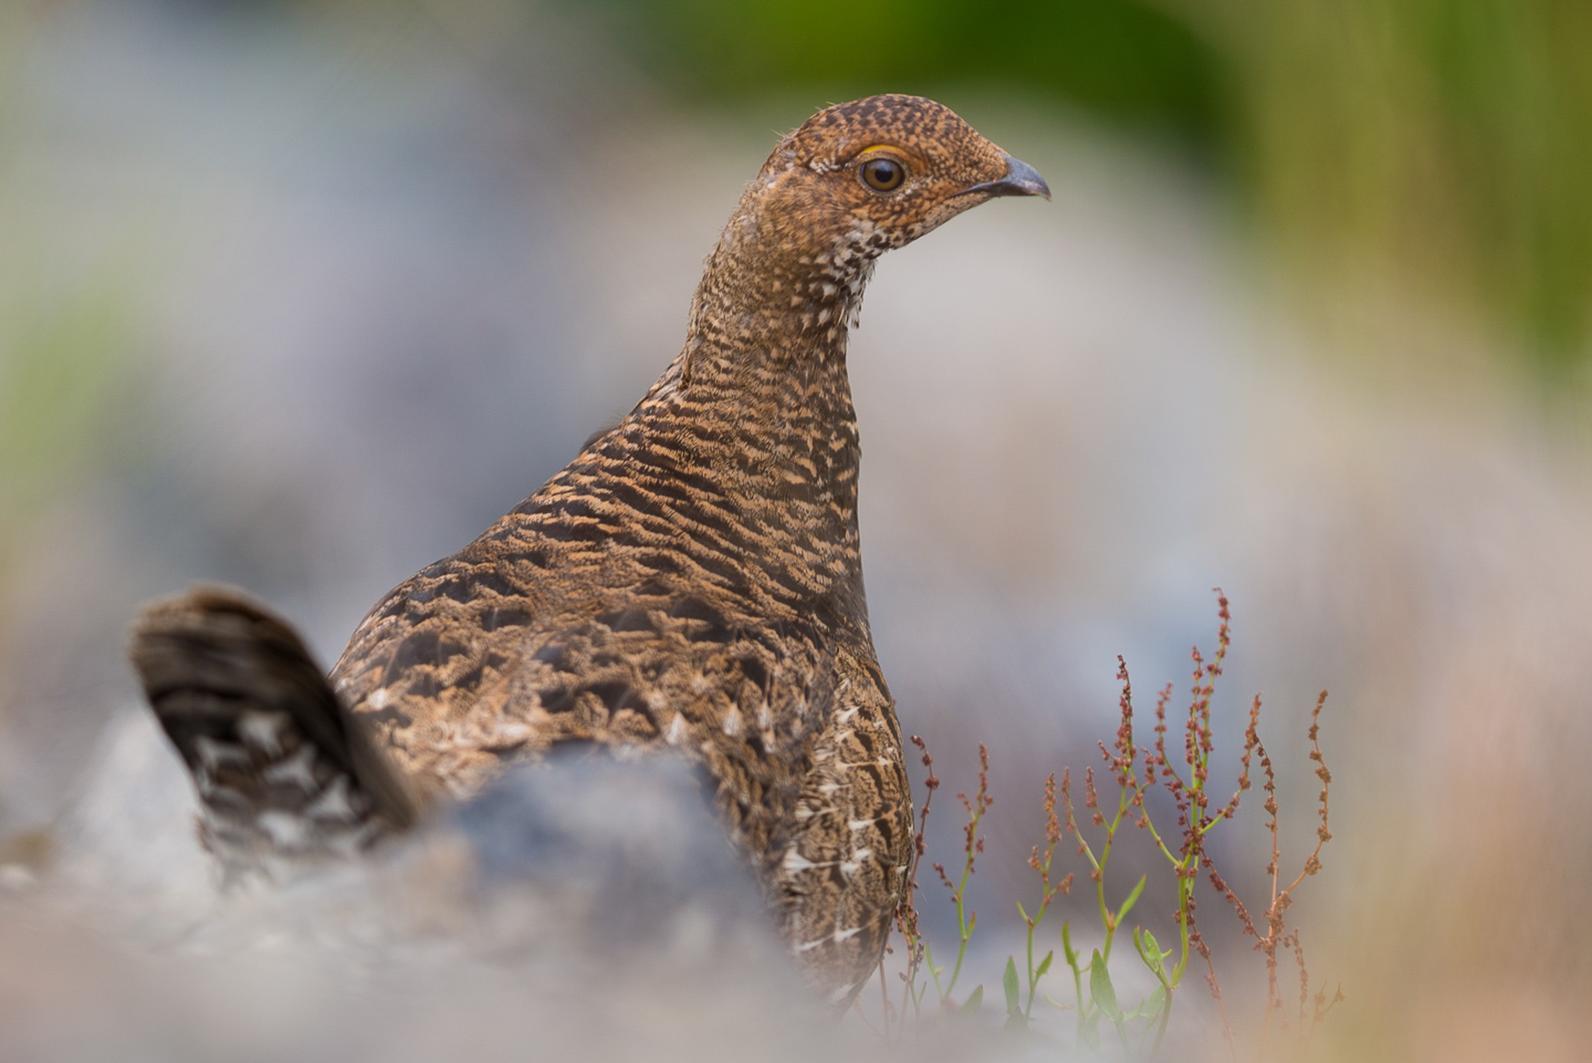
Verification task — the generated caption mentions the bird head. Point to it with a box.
[727,95,1048,305]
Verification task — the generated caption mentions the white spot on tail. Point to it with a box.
[262,744,318,791]
[193,736,249,771]
[305,775,358,822]
[256,810,309,849]
[237,711,288,756]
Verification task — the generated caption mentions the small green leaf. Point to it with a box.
[1036,949,1055,979]
[1015,899,1030,923]
[1003,957,1021,1016]
[1135,927,1166,977]
[960,985,984,1013]
[1116,874,1148,923]
[1090,950,1122,1022]
[1061,921,1078,968]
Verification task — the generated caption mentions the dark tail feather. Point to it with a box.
[129,586,419,885]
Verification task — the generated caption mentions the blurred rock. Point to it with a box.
[2,732,834,1063]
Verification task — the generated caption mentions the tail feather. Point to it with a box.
[129,587,419,884]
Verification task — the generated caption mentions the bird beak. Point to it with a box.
[958,155,1051,200]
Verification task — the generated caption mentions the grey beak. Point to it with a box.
[960,154,1051,200]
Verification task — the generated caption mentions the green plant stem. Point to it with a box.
[925,941,946,1003]
[946,874,972,996]
[1087,785,1133,963]
[1062,922,1086,1039]
[1024,919,1037,1018]
[941,805,983,1004]
[1154,984,1175,1051]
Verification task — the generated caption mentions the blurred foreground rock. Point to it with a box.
[0,720,840,1063]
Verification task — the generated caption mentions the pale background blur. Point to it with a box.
[2,2,1589,1060]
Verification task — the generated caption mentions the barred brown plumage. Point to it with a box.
[128,94,1048,1003]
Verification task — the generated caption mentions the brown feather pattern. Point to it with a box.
[130,94,1045,1002]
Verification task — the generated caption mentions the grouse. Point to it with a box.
[130,94,1049,1003]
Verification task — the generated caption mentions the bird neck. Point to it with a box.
[610,227,875,616]
[683,199,876,367]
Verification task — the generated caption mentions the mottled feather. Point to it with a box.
[131,94,1046,1001]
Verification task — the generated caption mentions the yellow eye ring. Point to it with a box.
[859,156,906,192]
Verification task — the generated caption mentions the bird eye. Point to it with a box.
[859,157,906,192]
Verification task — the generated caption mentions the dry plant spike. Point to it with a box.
[1202,684,1335,1023]
[889,733,941,1029]
[870,591,1337,1053]
[1212,695,1262,825]
[1289,929,1310,1029]
[1061,768,1087,859]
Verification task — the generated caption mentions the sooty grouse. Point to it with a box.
[130,94,1048,1003]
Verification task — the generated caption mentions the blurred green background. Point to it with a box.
[576,0,1592,377]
